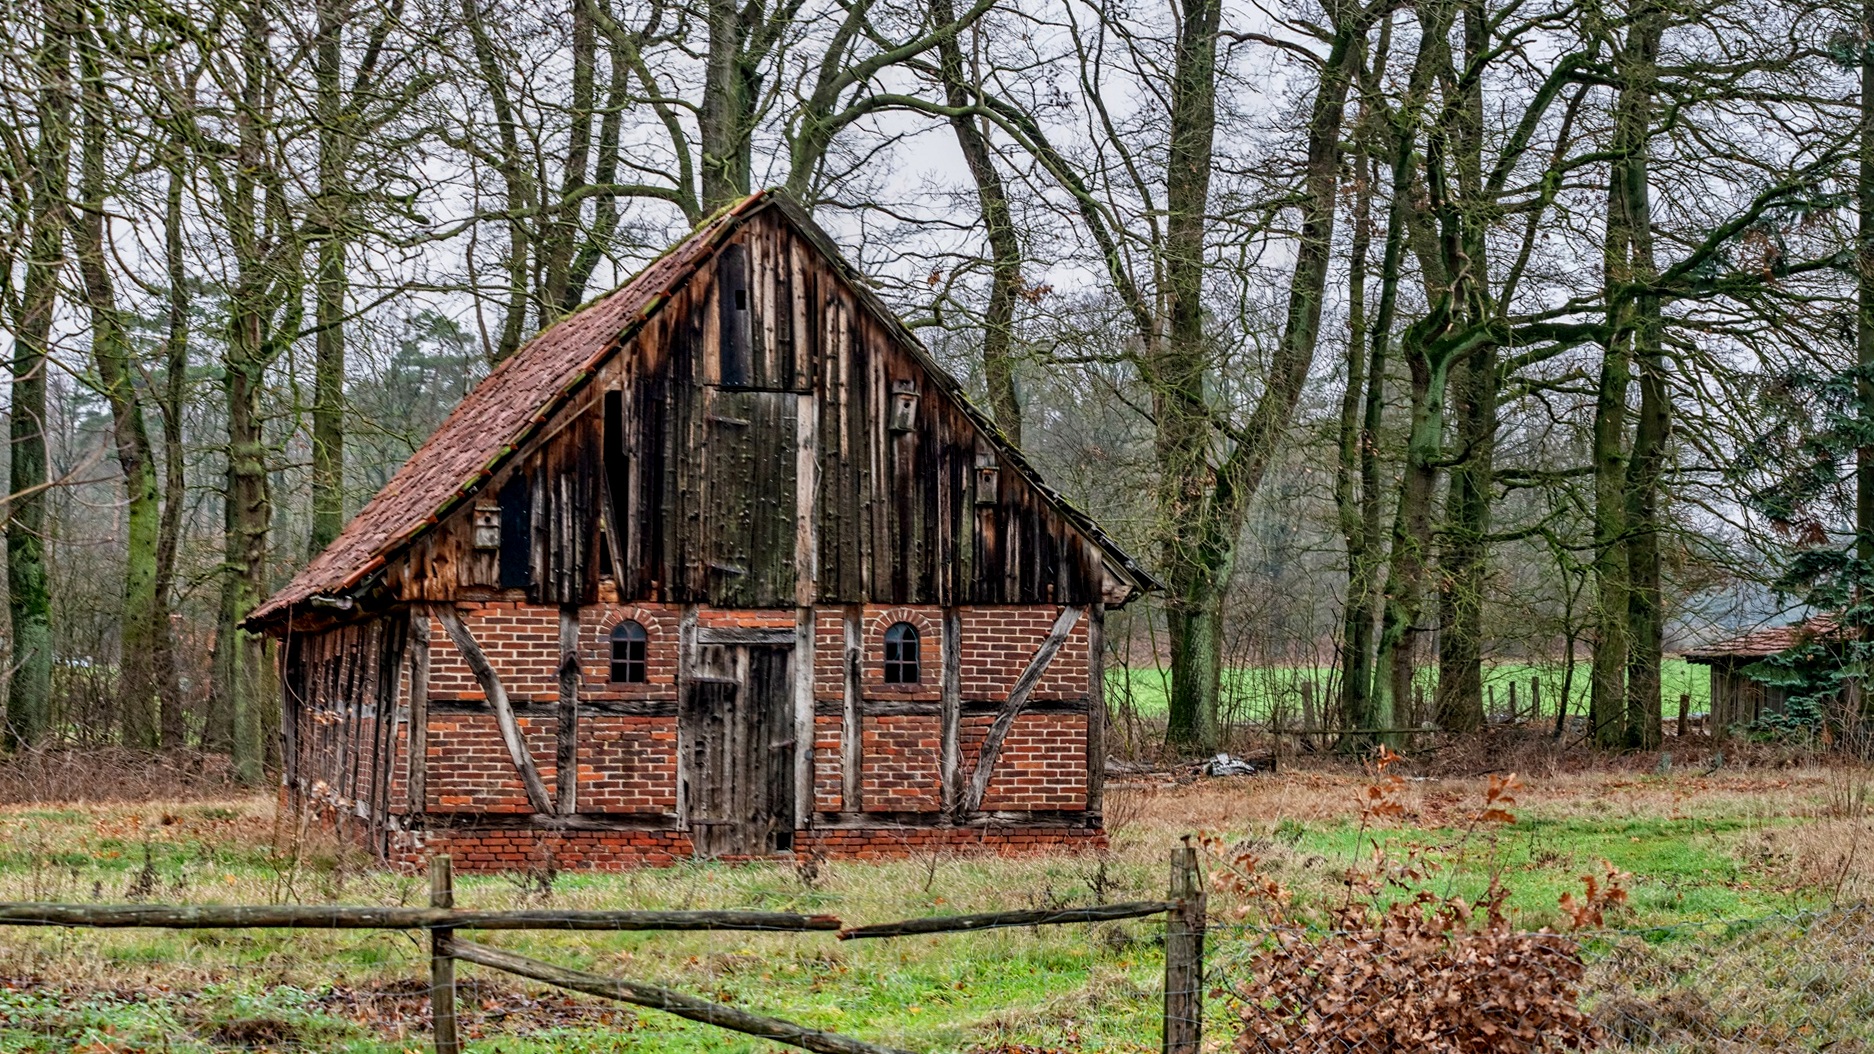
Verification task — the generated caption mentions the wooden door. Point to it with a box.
[682,643,798,857]
[702,389,798,607]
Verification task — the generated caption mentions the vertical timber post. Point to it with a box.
[430,855,459,1054]
[1677,692,1690,738]
[1162,840,1205,1054]
[556,605,580,816]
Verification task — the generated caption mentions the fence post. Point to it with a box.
[431,855,459,1054]
[1678,693,1690,738]
[1162,841,1205,1054]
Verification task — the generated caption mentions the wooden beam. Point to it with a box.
[940,607,962,820]
[962,606,1083,815]
[372,616,410,858]
[840,606,862,811]
[407,609,431,816]
[794,607,815,830]
[448,939,910,1054]
[838,901,1171,940]
[556,605,580,816]
[675,604,698,829]
[1085,602,1105,822]
[696,626,796,646]
[431,602,554,815]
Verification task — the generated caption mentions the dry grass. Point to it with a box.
[0,748,241,805]
[0,749,1870,1051]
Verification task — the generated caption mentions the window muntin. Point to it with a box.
[610,620,648,683]
[882,622,920,684]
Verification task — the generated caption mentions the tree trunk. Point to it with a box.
[1432,0,1491,735]
[1436,346,1493,734]
[936,13,1023,447]
[1859,0,1874,664]
[1155,0,1223,751]
[207,0,286,781]
[1158,0,1367,750]
[540,0,595,320]
[1373,350,1446,741]
[1590,7,1661,750]
[699,0,756,211]
[309,0,348,554]
[1335,142,1377,735]
[155,146,190,749]
[75,16,163,748]
[6,0,74,751]
[1619,11,1666,750]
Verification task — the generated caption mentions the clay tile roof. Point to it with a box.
[248,193,766,625]
[1681,614,1842,663]
[250,190,1155,627]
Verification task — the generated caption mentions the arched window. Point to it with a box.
[883,622,920,684]
[610,620,648,683]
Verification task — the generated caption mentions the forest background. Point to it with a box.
[2,0,1869,781]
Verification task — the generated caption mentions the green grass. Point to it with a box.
[0,765,1854,1052]
[1110,658,1711,723]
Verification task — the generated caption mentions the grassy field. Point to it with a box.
[1,742,1869,1052]
[1110,658,1712,724]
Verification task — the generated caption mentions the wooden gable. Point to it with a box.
[256,192,1152,631]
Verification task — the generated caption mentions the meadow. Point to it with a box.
[0,738,1866,1052]
[1108,659,1713,725]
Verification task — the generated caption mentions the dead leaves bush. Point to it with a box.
[1232,893,1601,1053]
[1221,754,1615,1053]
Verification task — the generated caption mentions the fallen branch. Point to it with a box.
[449,938,913,1054]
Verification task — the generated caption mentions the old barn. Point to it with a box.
[247,191,1155,870]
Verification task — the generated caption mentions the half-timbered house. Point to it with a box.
[247,190,1156,869]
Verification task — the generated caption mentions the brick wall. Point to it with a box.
[958,606,1090,701]
[578,715,677,811]
[813,714,842,812]
[806,604,1093,816]
[379,824,1103,872]
[390,828,695,871]
[961,712,1088,811]
[425,713,558,812]
[580,604,680,700]
[369,601,1090,828]
[427,602,562,703]
[860,714,941,811]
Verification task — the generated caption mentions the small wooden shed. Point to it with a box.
[247,191,1155,870]
[1682,616,1840,728]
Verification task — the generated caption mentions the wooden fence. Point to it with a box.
[0,846,1207,1054]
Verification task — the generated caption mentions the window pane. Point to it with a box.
[610,620,648,683]
[883,623,919,684]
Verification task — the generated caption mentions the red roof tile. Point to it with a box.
[250,191,1155,627]
[1681,615,1843,662]
[249,194,764,624]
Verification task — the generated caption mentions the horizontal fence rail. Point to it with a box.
[0,849,1196,1054]
[0,902,843,931]
[838,900,1174,939]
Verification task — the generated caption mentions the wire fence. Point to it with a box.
[1208,906,1874,1052]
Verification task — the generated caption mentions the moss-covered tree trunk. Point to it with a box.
[75,14,163,748]
[936,12,1023,448]
[6,0,73,751]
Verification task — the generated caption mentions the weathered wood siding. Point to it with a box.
[395,209,1107,611]
[283,615,407,853]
